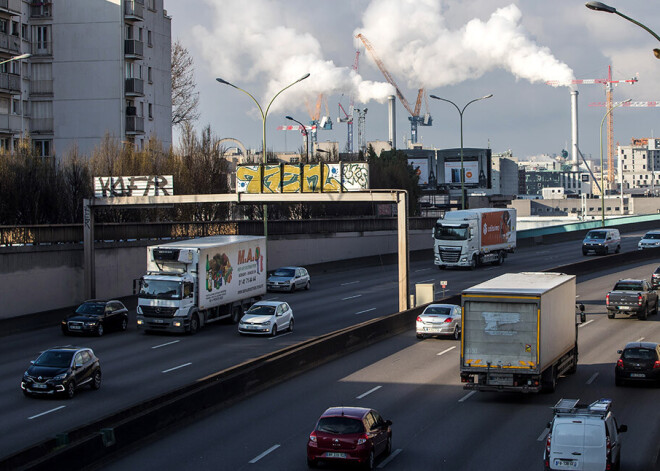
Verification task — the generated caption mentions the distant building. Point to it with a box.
[618,138,660,194]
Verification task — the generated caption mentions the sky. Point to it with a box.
[165,0,660,162]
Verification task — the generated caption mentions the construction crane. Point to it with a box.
[546,66,637,188]
[355,33,432,144]
[337,50,360,153]
[304,93,333,144]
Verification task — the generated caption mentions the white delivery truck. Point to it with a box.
[460,272,579,393]
[433,208,516,269]
[136,235,266,334]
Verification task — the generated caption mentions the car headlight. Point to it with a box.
[261,320,272,325]
[85,321,97,326]
[53,373,68,381]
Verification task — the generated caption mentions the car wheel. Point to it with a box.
[65,381,76,399]
[416,333,424,340]
[654,299,659,315]
[271,324,278,337]
[288,318,294,333]
[61,327,70,336]
[305,280,311,290]
[306,458,317,469]
[385,436,392,456]
[615,244,621,254]
[453,326,460,341]
[22,389,30,397]
[639,307,648,320]
[607,312,615,319]
[582,249,588,256]
[289,283,295,293]
[364,450,375,470]
[189,314,199,334]
[120,318,128,331]
[91,371,102,390]
[96,323,104,337]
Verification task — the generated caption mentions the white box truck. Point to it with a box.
[460,272,579,393]
[433,208,516,269]
[136,235,266,334]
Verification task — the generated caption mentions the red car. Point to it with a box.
[307,406,392,470]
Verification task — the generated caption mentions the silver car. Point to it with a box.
[638,230,660,249]
[238,301,294,336]
[416,304,462,340]
[267,266,310,292]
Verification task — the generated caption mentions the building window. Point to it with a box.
[148,103,153,119]
[148,66,152,83]
[21,24,28,39]
[138,27,143,41]
[147,0,156,11]
[11,21,19,37]
[33,139,51,157]
[147,30,152,47]
[32,25,51,55]
[12,98,20,114]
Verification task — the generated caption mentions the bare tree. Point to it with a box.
[171,39,200,128]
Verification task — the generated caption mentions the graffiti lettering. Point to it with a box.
[94,175,174,198]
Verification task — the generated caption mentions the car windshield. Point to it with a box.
[272,269,295,277]
[643,233,660,240]
[424,306,452,315]
[613,282,643,291]
[317,417,365,434]
[585,231,607,240]
[622,348,658,360]
[139,280,182,300]
[75,302,105,316]
[434,224,469,241]
[34,350,75,368]
[246,305,276,316]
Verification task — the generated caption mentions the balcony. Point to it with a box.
[30,117,53,134]
[0,32,20,54]
[30,2,52,18]
[125,78,144,97]
[0,0,21,16]
[124,0,144,21]
[0,72,20,94]
[126,116,144,134]
[0,113,23,133]
[31,41,51,56]
[30,79,53,96]
[124,39,144,59]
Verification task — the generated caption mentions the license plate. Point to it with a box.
[69,325,81,330]
[554,459,577,468]
[32,383,47,389]
[324,452,346,459]
[630,373,646,378]
[154,319,164,323]
[618,306,631,310]
[488,374,513,386]
[248,325,258,330]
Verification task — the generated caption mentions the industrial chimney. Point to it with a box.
[388,95,396,149]
[570,88,579,170]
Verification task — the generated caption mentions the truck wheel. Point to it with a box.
[231,306,243,324]
[469,256,477,270]
[654,299,659,315]
[638,307,648,321]
[496,251,504,266]
[541,366,557,393]
[189,314,199,334]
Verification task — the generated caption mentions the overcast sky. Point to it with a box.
[165,0,660,162]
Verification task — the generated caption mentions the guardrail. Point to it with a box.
[3,246,660,470]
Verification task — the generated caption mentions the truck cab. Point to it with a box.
[137,273,196,332]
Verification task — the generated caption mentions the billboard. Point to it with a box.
[444,160,479,185]
[409,158,429,185]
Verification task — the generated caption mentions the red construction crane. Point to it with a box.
[355,33,431,144]
[546,66,637,187]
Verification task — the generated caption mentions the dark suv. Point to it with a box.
[62,299,129,336]
[21,346,102,398]
[652,266,660,290]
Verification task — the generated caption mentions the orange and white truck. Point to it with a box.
[433,208,516,269]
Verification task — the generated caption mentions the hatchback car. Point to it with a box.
[21,346,102,399]
[307,406,392,470]
[615,341,660,386]
[652,266,660,290]
[61,299,129,337]
[238,301,293,336]
[267,266,310,292]
[638,230,660,250]
[416,303,462,340]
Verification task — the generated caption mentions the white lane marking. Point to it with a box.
[437,346,456,356]
[458,391,477,403]
[28,406,66,420]
[537,428,550,442]
[636,337,645,342]
[249,444,280,463]
[419,278,435,283]
[414,268,431,273]
[341,281,360,286]
[378,448,402,468]
[161,362,192,373]
[355,308,376,315]
[342,294,362,301]
[578,319,594,328]
[269,332,292,340]
[586,372,599,385]
[151,340,180,349]
[357,385,382,399]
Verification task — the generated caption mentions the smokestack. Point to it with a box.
[388,95,396,149]
[570,89,579,170]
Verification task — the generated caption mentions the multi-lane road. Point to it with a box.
[0,231,657,466]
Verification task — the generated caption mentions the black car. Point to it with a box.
[615,342,660,386]
[21,346,102,398]
[62,299,129,336]
[652,266,660,290]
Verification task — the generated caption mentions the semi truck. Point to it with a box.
[136,235,266,334]
[433,208,516,269]
[460,272,579,393]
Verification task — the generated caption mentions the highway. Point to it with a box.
[102,261,660,470]
[0,230,656,462]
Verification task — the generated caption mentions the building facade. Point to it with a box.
[0,0,171,159]
[618,138,660,194]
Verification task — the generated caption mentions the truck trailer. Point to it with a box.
[433,208,516,269]
[460,272,579,393]
[136,235,266,334]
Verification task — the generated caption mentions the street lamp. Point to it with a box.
[586,2,660,59]
[0,53,31,65]
[285,115,309,163]
[598,98,631,227]
[429,94,493,210]
[216,73,310,239]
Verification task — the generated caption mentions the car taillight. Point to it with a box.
[653,361,660,369]
[617,359,623,368]
[309,431,317,444]
[605,436,612,470]
[545,433,551,454]
[357,434,368,445]
[606,293,610,305]
[638,294,643,306]
[416,316,422,322]
[444,317,453,323]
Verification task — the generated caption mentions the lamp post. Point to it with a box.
[429,94,493,210]
[586,2,660,59]
[598,98,631,227]
[285,115,309,163]
[216,73,310,239]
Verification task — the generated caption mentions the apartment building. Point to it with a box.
[0,0,171,159]
[618,138,660,193]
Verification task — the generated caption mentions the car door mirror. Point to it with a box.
[618,424,627,433]
[580,311,586,323]
[385,420,392,426]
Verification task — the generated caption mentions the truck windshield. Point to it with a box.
[434,224,469,241]
[139,280,182,300]
[585,231,607,240]
[613,282,643,291]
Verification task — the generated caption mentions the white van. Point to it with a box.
[544,399,627,471]
[582,229,621,255]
